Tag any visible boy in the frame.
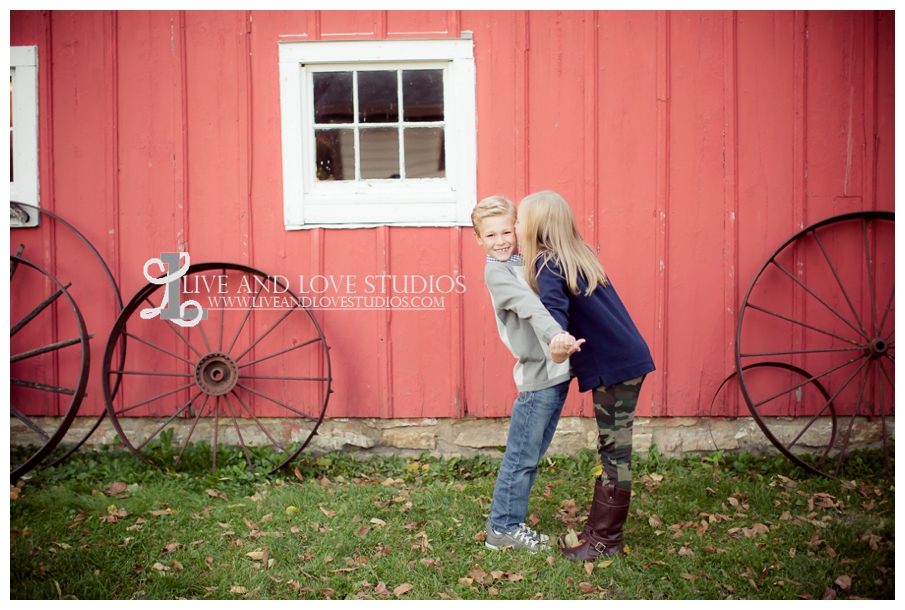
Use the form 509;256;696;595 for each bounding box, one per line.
471;195;584;552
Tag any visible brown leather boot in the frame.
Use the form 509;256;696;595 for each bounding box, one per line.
562;480;631;561
574;476;603;543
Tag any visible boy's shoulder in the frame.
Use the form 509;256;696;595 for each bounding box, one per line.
484;259;522;279
484;260;532;291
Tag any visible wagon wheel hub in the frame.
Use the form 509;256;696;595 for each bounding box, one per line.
194;352;239;396
866;338;889;359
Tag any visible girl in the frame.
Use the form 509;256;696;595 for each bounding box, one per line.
517;190;655;561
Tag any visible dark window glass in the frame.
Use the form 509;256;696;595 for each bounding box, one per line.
404;128;445;179
360;128;400;179
315;129;354;181
403;70;444;122
313;72;353;124
358;71;398;124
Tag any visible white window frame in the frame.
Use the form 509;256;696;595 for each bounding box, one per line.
278;38;476;229
10;45;40;228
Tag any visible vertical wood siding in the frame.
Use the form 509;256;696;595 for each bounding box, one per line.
10;10;894;421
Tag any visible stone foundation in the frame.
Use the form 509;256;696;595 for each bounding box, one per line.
10;415;894;461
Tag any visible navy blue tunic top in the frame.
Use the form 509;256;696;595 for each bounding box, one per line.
535;258;655;393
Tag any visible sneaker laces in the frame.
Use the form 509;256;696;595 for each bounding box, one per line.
518;523;548;542
510;527;540;549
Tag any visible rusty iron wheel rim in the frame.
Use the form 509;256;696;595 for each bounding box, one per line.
11;202;127;469
101;262;332;474
10;255;91;481
735;211;894;479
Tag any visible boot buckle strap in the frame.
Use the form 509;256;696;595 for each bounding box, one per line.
593;541;607;553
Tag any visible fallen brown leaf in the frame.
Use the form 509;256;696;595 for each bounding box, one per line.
394;583;414;596
105;482;130;498
835;575;852;590
205;489;228;501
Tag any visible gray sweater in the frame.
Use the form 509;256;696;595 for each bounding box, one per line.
485;260;572;392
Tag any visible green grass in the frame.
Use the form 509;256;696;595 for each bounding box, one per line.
10;442;894;600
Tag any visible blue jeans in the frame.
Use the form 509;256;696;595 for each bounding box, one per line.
488;379;571;534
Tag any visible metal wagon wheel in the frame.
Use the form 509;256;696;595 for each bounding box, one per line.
10;255;91;481
736;211;894;478
101;261;332;474
10;202;127;470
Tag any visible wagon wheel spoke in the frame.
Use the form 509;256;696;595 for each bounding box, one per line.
176;394;211;467
11;282;71;337
742;303;863;347
232;305;300;363
197;316;214;354
862;219;879;337
878;288;894;339
109;370;194;378
11;379;76;395
770;259;869;341
739;346;863;358
750;356;863;410
10;405;51;442
779;359;868;453
11;334;94;363
878;359;894;390
143;296;205;359
212;396;221;471
230;389;289;455
114;383;197;417
832;365;871;478
223;393;255;473
241;375;329;382
812;230;868;338
226;279;269;355
238;337;324;368
136;391;204;452
235;382;316;421
122;331;197;365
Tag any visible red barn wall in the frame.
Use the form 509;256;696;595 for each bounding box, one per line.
10;10;895;421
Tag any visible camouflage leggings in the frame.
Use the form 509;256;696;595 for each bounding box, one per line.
593;375;646;490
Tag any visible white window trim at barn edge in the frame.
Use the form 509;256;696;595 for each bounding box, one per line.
278;37;477;229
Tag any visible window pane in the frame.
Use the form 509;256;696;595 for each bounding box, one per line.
403;70;444;122
313;72;353;124
404;128;445;179
358;71;398;124
315;129;355;181
360;128;400;179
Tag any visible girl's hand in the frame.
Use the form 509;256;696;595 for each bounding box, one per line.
549;332;586;364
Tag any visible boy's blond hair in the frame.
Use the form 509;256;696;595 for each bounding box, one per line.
518;190;608;295
471;195;517;235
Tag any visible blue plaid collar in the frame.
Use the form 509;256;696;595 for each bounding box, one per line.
487;253;523;263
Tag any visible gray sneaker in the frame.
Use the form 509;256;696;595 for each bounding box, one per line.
485;524;550;553
518;522;550;543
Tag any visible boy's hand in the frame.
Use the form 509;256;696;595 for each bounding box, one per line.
549;332;586;364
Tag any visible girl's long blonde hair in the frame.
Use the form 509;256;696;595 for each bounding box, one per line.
518;191;607;295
